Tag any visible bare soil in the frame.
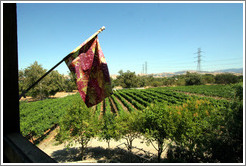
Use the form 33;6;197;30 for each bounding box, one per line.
37;127;168;163
50;91;78;98
20;91;77;102
114;95;128;112
108;97;117;114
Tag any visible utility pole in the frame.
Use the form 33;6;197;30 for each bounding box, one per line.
195;48;203;73
142;64;145;75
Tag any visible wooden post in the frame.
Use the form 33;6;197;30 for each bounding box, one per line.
3;3;20;134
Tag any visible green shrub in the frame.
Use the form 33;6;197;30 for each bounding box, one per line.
185;72;204;86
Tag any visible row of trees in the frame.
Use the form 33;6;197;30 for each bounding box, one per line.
19;62;242;99
19;61;77;99
112;70;243;88
56;87;243;162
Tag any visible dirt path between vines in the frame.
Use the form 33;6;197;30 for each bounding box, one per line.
37;127;167;163
114;96;128;111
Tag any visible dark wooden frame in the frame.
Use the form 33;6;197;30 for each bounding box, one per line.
3;3;56;163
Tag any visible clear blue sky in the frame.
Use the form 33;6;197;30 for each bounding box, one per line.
17;2;244;75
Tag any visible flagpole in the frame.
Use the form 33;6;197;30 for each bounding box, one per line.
19;26;106;100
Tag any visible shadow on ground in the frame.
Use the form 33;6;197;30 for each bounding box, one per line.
51;146;157;163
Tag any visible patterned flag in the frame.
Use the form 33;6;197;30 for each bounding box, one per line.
65;36;112;107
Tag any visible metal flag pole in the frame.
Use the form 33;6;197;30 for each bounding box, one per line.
19;26;106;100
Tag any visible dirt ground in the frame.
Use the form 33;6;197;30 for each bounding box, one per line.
20;91;77;102
37;127;168;163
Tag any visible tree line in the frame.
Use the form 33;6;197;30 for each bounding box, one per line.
19;62;243;99
19;61;77;99
112;70;243;88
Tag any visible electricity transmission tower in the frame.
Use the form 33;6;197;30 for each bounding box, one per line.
142;62;147;75
145;61;147;74
142;64;144;74
194;48;203;73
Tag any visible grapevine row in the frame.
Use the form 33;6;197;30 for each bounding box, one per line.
19;94;79;139
164;84;240;99
122;91;149;107
111;95;126;115
118;91;145;110
113;92;136;112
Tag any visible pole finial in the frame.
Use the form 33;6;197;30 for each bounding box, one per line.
100;26;105;32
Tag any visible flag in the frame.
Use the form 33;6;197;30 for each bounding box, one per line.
65;36;112;107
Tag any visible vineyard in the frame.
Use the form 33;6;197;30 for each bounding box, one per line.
164;83;242;99
19;83;243;163
20;85;230;139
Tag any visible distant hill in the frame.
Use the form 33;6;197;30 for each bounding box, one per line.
214;68;243;74
111;68;243;78
150;68;243;77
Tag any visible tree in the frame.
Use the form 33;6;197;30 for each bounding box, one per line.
151;80;162;87
139;102;180;162
21;61;50;99
64;72;77;92
185;72;204;86
202;74;215;84
98;100;118;149
232;82;243;100
215;73;239;84
110;77;117;89
163;77;175;86
166;99;243;163
48;70;66;95
116;70;138;88
19;61;67;99
116;111;140;152
211;83;243;162
57;96;99;160
237;75;243;82
18;69;25;94
136;76;147;87
170;75;186;86
167;99;218;162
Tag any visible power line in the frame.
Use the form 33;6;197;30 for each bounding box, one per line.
120;61;241;69
116;57;241;67
114;55;241;74
146;58;241;66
